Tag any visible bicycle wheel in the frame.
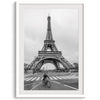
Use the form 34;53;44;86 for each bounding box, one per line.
47;81;51;88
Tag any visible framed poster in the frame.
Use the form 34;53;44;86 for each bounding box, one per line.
16;2;84;97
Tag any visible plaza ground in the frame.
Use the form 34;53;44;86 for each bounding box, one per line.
24;72;78;90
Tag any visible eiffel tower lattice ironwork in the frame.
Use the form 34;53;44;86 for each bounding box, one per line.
28;16;73;72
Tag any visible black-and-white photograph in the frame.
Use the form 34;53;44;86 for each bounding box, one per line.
16;3;83;97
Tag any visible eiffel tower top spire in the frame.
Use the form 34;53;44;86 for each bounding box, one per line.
46;15;53;40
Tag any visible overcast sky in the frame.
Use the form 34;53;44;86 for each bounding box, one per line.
24;8;79;66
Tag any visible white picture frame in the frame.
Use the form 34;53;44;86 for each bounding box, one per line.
16;1;84;98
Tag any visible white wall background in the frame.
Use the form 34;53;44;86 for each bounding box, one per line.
0;0;100;100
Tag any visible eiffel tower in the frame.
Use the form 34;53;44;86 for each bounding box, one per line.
28;15;73;73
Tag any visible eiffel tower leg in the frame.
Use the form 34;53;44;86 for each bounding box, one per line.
56;62;60;70
60;60;70;72
36;61;44;72
32;61;43;74
53;60;60;70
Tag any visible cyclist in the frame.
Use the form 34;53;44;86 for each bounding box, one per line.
42;72;51;88
43;72;49;80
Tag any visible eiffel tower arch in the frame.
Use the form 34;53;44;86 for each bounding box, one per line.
28;16;73;73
